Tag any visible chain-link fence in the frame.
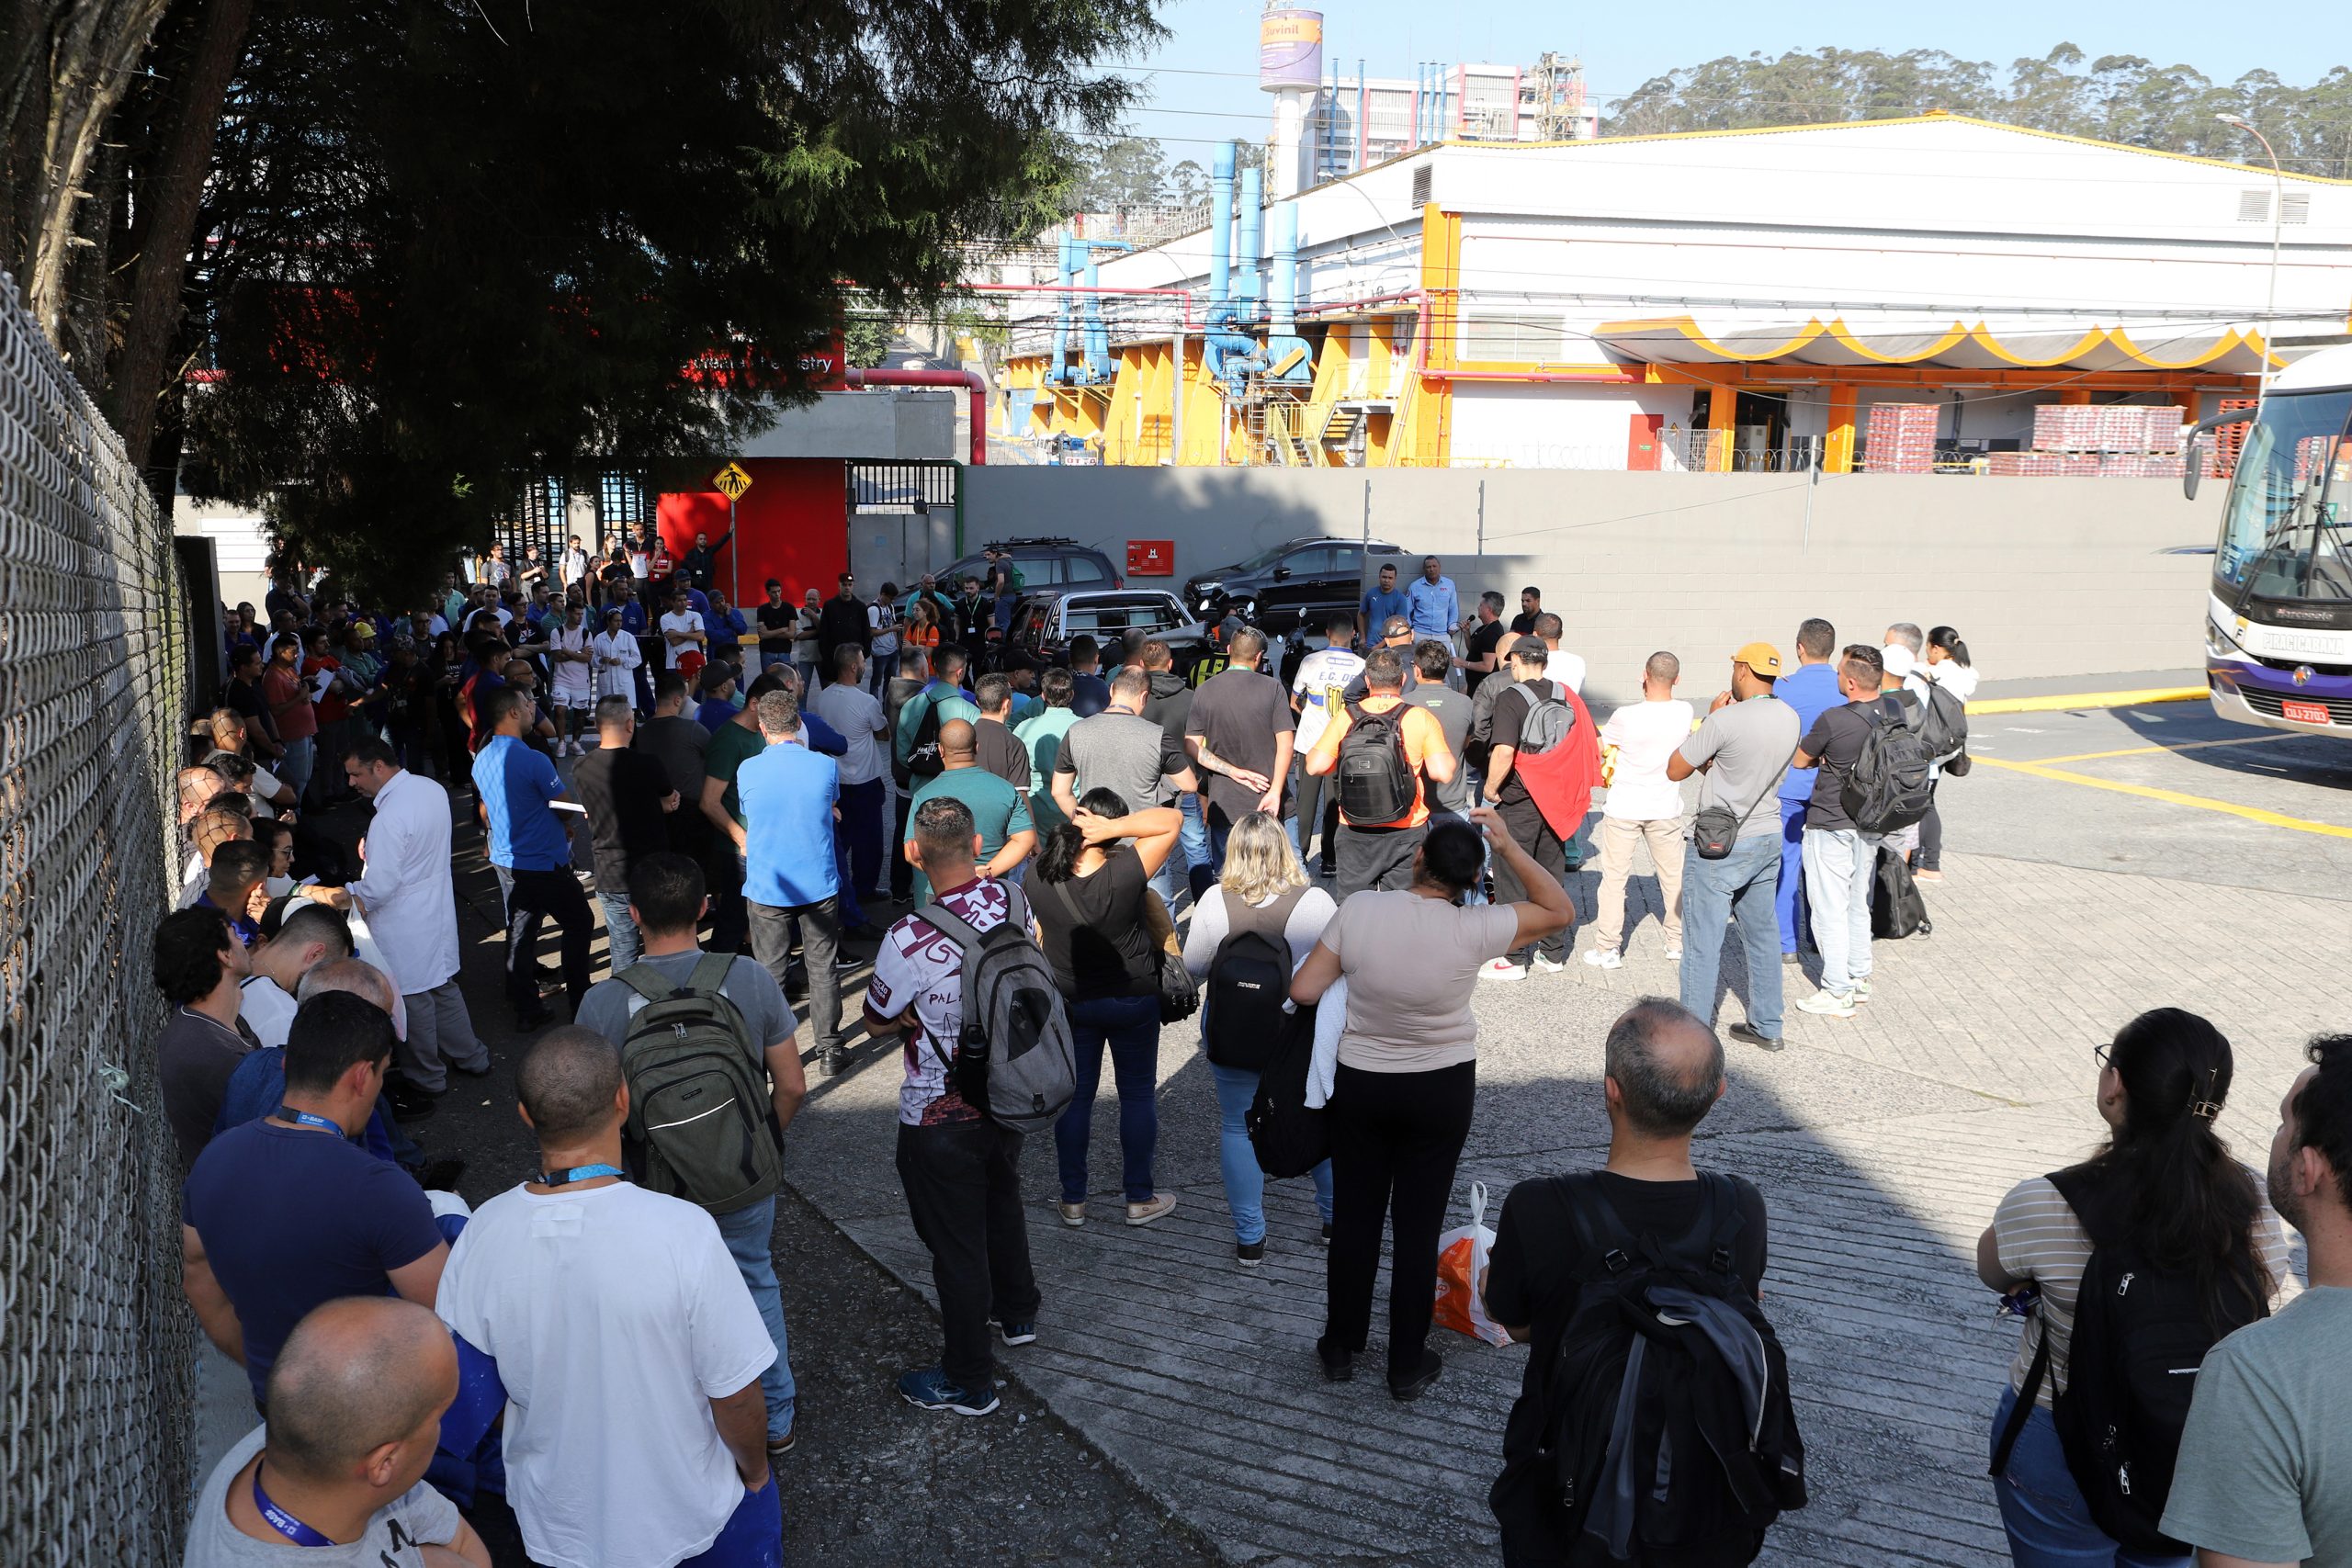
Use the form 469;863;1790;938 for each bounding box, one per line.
0;268;195;1560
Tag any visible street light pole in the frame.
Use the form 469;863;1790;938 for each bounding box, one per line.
2219;113;2284;403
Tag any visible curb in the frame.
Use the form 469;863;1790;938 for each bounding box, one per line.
1964;685;2205;716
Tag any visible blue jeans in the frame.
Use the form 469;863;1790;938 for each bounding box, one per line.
277;735;314;801
714;1197;795;1440
1210;1060;1332;1244
1053;992;1163;1204
1773;797;1810;954
599;890;642;973
678;1469;782;1568
1990;1387;2187;1568
1802;826;1880;993
1179;792;1211;874
1678;831;1784;1040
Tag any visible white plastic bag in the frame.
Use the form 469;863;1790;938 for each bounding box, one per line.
1433;1180;1511;1347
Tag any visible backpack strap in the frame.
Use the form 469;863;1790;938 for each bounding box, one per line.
615;963;673;1004
1224;884;1308;946
1553;1170;1644;1281
1989;1316;2054;1478
684;952;736;998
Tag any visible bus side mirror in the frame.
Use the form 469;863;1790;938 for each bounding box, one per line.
2184;408;2258;502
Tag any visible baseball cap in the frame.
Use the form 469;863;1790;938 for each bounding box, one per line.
1881;643;1918;680
1733;641;1784;678
1509;635;1548;661
699;663;736;694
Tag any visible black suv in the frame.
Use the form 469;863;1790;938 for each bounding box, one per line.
1182;536;1409;639
940;536;1122;594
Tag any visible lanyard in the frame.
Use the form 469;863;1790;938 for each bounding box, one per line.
537;1163;624;1186
278;1108;344;1137
252;1465;336;1547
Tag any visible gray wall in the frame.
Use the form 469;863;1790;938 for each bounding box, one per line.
964;467;2213;704
740;389;956;461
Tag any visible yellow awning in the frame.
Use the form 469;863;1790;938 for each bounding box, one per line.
1592;316;2280;374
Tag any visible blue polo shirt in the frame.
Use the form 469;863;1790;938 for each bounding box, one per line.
738;739;841;908
1360;585;1408;631
1774;660;1845;804
472;734;571;870
1404;575;1459;639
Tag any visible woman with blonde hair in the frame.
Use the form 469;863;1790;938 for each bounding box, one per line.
1182;809;1339;1266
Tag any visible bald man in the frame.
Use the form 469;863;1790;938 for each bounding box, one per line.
1480;998;1785;1562
185;1296;485;1563
905;716;1035;904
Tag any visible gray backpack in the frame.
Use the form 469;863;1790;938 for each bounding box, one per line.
1511;680;1574;754
615;954;784;1213
918;883;1077;1135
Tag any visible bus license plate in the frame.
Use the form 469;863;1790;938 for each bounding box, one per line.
2281;699;2331;725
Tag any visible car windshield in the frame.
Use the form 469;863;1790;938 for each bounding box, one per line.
2214;389;2352;604
1223;541;1302;575
1062;595;1184;636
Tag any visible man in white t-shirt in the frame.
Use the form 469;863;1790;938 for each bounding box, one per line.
238;904;354;1048
1587;651;1693;968
1532;611;1587;694
1288;612;1365;879
660;587;707;671
546;602;596;755
435;1026;779;1568
861;797;1039;1418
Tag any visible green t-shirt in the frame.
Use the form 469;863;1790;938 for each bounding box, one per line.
908;766;1033;906
1013;708;1080;831
892;682;980;769
2160;1285;2352;1566
705;718;765;827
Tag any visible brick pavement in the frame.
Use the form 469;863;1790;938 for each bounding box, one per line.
782;847;2348;1566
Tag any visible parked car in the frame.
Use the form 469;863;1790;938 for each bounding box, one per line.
1182;536;1409;639
940;536;1122;593
1001;587;1212;679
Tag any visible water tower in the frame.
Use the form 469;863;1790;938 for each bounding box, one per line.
1259;4;1322;199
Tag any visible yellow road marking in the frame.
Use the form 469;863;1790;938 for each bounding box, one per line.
1968;754;2352;838
2025;733;2305;765
1964;686;2205;716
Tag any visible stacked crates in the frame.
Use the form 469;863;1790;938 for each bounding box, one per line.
1861;403;1940;473
1987;404;2188;477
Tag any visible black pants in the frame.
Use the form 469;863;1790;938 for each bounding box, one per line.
1322;1059;1476;1380
708;844;750;956
1333;820;1427;900
749;896;842;1049
1915;796;1943;871
896;1118;1041;1390
1491;794;1569;961
1294;767;1339;874
499;865;593;1015
890;790;915;900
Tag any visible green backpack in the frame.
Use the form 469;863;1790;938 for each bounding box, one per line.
615;954;783;1213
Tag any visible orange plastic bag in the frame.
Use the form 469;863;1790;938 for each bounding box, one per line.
1431;1180;1511;1347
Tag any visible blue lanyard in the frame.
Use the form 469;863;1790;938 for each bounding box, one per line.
278;1108;343;1136
537;1163;624;1186
252;1465;335;1546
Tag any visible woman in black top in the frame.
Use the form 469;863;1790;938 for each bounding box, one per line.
1030;787;1183;1229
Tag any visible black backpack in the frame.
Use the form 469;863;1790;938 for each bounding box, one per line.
1841;694;1936;835
1532;1173;1806;1567
1335;699;1418;824
1204;886;1306;1072
895;690;946;788
1916;681;1968;761
614;955;785;1214
1990;1167;2268;1554
1871;844;1930;940
1245;1002;1327;1179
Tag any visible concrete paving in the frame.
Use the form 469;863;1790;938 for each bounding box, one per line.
782;694;2351;1567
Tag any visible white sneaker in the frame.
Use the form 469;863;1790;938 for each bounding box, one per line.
1529;953;1568;975
1850;978;1872;1004
1663;947;1683;961
1581;949;1622;969
1795;989;1857;1019
1480;957;1528;982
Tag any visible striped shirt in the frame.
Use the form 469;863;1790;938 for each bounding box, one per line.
1995;1174;2294;1408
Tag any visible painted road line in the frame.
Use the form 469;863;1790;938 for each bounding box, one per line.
2027;733;2305;766
1969;754;2352;838
1965;686;2205;716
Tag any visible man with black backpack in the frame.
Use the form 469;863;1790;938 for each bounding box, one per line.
1485;998;1804;1567
862;797;1056;1419
1303;646;1458;898
573;852;807;1464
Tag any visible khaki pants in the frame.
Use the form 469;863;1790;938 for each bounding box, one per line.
1591;815;1685;953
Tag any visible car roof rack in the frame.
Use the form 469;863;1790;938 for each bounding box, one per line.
986;536;1080;549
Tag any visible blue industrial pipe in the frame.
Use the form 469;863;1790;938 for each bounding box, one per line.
1261;201;1312;385
1050;232;1076;383
1236;164;1264;321
1208;143;1234;315
1080;240;1131;383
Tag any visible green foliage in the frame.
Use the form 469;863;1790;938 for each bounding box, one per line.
179;0;1160;600
1062;131;1173;212
1604;45;2352;176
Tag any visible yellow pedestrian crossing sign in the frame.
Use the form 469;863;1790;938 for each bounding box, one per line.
712;462;753;501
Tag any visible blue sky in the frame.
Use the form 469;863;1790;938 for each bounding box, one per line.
1109;0;2344;163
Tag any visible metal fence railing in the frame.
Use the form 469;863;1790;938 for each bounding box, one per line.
0;267;195;1560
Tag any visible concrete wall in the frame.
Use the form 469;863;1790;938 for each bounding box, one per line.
963;467;2213;705
174;496;273;609
739;389;956;461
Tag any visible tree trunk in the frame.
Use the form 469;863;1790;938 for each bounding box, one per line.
106;0;252;465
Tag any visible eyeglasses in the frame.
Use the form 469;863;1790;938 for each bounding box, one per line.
2093;1042;2112;1069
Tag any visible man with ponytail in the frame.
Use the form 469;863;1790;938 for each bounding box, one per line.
2164;1032;2352;1568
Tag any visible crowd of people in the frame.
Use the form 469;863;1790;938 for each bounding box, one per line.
153;544;2348;1568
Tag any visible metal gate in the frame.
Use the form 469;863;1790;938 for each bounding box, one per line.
845;460;961;589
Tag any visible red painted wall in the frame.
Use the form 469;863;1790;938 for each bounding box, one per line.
658;458;848;609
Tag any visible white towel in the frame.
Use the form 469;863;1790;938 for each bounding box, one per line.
1304;976;1346;1111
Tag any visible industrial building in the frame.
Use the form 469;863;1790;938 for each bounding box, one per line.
1001;101;2352;473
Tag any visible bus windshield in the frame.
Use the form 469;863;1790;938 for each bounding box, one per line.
2214;389;2352;605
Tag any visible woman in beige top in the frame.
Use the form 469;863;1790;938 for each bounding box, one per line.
1290;807;1575;1400
1976;1007;2290;1567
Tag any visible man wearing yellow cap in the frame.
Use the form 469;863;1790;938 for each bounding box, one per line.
1665;642;1800;1051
